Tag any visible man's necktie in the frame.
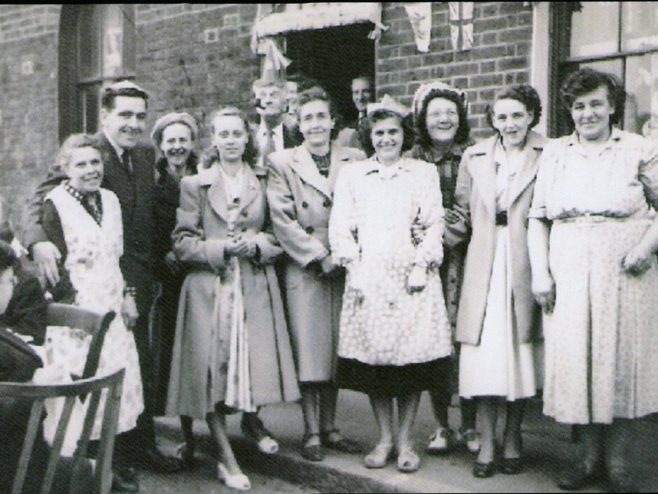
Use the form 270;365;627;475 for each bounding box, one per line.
263;128;275;159
122;150;133;174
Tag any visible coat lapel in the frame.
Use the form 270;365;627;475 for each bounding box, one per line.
469;137;498;216
238;165;263;212
508;131;547;206
200;166;230;221
289;145;332;198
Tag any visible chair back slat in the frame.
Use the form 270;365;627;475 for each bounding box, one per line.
40;395;76;494
0;369;124;494
11;399;46;494
46;303;116;380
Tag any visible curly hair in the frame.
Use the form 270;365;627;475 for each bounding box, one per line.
485;84;543;130
560;68;625;125
53;133;100;175
414;88;470;149
359;109;415;157
296;86;342;141
202;107;258;168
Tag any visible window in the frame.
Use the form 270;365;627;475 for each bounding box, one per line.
550;2;658;138
59;5;136;140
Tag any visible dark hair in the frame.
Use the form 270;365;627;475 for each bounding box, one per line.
415;89;470;148
101;82;149;111
296;86;342;141
54;133;100;175
486;84;542;129
560;68;625;125
202;106;258;168
0;240;17;274
359;109;415;157
351;75;374;89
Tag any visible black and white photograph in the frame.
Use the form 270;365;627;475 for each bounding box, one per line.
0;3;657;493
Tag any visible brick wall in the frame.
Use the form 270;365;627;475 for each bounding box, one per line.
135;3;260;150
377;2;533;139
0;2;535;233
0;5;61;232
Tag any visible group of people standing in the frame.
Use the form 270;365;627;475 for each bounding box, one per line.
15;66;658;494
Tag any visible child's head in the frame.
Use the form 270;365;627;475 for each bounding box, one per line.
0;241;17;314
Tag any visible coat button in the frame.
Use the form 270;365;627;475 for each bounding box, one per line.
241;226;247;232
241;210;248;217
305;226;314;234
323;199;332;208
301;201;309;208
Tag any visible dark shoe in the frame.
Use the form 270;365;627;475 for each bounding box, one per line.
500;457;523;475
557;463;603;491
301;433;324;462
175;442;198;470
112;466;139;492
320;429;362;454
473;461;495;478
242;413;279;454
133;446;183;473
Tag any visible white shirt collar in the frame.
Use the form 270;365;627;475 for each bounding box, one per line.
103;130;127;160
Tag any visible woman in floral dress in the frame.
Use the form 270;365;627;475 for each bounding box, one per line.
329;97;452;473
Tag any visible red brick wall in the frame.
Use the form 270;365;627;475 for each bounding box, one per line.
0;5;61;232
377;2;533;139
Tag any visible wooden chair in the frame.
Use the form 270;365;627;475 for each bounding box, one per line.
46;303;115;380
0;368;125;494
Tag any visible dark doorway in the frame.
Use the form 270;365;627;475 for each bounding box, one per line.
286;23;375;126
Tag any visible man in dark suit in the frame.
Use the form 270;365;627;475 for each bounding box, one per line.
251;78;301;167
22;81;182;492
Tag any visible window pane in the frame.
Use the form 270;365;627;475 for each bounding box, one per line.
570;2;620;58
622;2;658;51
625;53;658;138
78;5;101;80
79;84;100;134
579;58;623;79
101;5;124;77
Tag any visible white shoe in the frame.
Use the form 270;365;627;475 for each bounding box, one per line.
459;427;481;454
217;463;251;491
258;435;279;455
427;427;451;454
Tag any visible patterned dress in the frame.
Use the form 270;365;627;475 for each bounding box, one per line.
529;129;658;424
329;158;452;395
43;184;144;437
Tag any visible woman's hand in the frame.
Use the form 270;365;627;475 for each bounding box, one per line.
319;254;338;276
406;265;427;293
444;209;460;225
532;272;555;314
164;251;182;275
225;235;257;258
33;241;62;286
122;293;139;329
621;244;654;276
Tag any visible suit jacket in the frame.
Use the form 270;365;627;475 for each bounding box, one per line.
22;132;156;297
446;131;548;345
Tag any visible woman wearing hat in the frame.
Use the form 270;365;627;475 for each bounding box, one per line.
329;96;452;473
150;112;199;466
407;81;479;456
449;85;546;477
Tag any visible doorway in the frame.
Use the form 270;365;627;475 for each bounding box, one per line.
286;23;375;126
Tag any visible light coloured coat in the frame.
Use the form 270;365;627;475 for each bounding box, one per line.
266;143;365;382
446;131;547;346
166;164;300;418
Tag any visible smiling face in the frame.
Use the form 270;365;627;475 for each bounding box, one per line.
160;123;193;169
426;97;460;146
212;114;249;163
371;116;404;164
491;98;534;149
299;99;335;148
352;78;373;113
100;96;147;150
257;84;286;119
571;85;615;143
64;146;103;194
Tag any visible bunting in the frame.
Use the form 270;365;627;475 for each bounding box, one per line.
404;3;432;53
449;2;474;51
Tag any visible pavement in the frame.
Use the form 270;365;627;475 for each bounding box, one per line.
153;391;658;493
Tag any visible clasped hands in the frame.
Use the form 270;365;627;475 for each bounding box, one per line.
224;233;258;258
347;263;427;304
